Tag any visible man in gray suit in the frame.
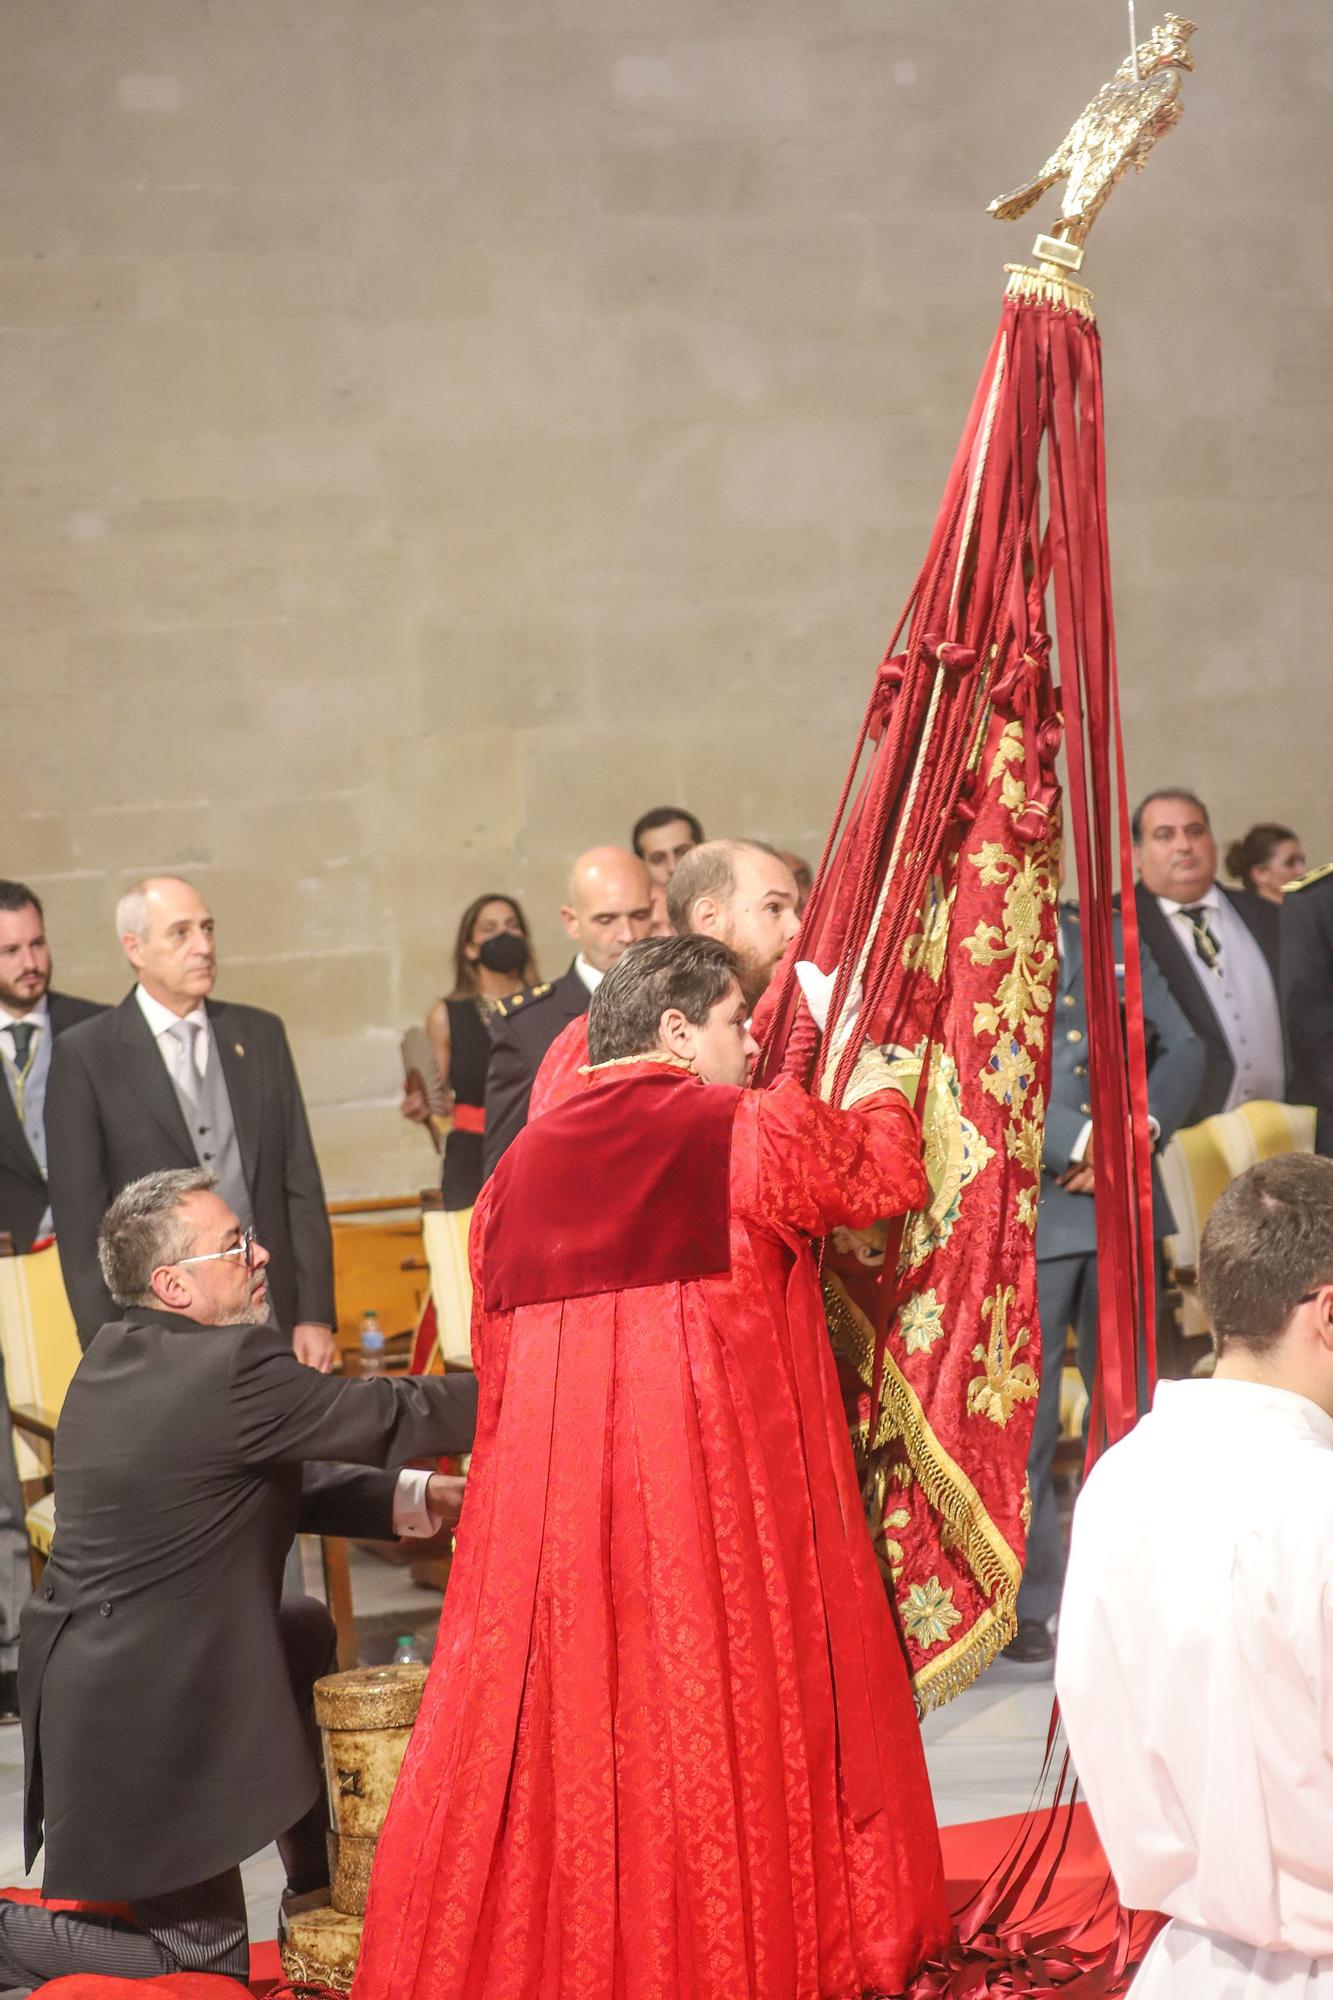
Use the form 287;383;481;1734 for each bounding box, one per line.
1008;903;1205;1663
12;1166;477;1988
47;876;336;1368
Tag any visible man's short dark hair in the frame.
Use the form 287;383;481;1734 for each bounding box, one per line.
588;935;741;1066
1199;1154;1333;1356
631;806;705;856
1130;789;1211;845
98;1167;218;1308
0;880;43;921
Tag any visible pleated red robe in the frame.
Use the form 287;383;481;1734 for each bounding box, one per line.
354;1064;949;2000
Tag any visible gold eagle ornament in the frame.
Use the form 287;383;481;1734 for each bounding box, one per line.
988;14;1197;258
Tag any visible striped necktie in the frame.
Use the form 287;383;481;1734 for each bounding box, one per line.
1181;904;1221;973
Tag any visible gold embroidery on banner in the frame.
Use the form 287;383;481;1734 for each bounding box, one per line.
967;1284;1040;1426
824;1275;1023;1711
902;873;954;983
963;737;1061;1246
897;1287;947;1356
880;1507;911;1582
878;1042;996;1269
901;1576;963;1651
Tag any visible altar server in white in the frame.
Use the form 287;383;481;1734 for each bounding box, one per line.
1057;1150;1333;1999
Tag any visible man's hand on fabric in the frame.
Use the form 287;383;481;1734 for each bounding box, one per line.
1060;1165;1096;1196
425;1473;467;1534
292;1322;338;1372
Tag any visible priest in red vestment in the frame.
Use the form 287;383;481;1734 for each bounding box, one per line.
354;934;949;2000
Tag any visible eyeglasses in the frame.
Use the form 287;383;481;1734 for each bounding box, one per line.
175;1226;256;1273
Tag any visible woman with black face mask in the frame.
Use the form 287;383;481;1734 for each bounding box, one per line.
403;895;538;1210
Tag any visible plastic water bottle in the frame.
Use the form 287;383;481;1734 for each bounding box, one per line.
393;1634;426;1666
359;1310;385;1378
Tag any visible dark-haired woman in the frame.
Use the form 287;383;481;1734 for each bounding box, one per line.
407;895;538;1208
1225;823;1306;905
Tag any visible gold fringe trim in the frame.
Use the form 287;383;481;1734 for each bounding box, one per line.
825;1274;1022;1714
577;1050;694;1077
1004;261;1096;320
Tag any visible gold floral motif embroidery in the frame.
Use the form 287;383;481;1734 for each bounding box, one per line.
830;1219;890;1270
968;1284;1040;1425
1004;1086;1046;1180
879;1043;996;1269
966;846;1058;1047
979;1033;1036;1112
901;1575;964;1650
903;873;955;983
1016;1185;1039;1231
989;718;1028;816
1019;1474;1033;1534
880;1507;911;1581
897;1288;947;1356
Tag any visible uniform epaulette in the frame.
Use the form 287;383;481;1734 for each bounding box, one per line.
493;982;553;1020
1284;862;1333;895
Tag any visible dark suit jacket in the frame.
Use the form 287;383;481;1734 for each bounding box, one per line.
0;991;105;1251
20;1309;478;1902
1037;908;1205;1259
481;962;590;1180
1133;882;1282;1125
1281;866;1333;1156
46;991;334;1347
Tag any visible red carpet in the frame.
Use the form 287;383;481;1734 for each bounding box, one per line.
7;1824;1163;1995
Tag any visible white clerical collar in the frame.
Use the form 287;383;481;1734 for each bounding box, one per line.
0;994;49;1030
574;955;604;995
135;984;208;1040
1158;886;1221;919
1152;1374;1333;1451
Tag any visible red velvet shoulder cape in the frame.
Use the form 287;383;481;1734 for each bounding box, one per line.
482;1065;741;1310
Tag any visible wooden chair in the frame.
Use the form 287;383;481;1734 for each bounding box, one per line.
0;1238;83;1583
1158;1099;1318;1351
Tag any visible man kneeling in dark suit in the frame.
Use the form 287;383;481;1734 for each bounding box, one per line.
10;1167;478;1990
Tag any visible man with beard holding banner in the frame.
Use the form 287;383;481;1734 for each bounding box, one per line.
354;934;948;2000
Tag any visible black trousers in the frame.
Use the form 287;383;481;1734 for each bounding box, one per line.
3;1596;338;1991
1017;1253;1100;1627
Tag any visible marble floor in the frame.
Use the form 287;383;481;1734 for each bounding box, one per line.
0;1549;1060;1951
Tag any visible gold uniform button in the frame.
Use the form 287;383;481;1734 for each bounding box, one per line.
1074;1063;1087;1077
1080;1102;1092;1115
1066;1027;1083;1043
1062;993;1076;1008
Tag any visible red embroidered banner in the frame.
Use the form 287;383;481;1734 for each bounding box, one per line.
758;277;1154;1716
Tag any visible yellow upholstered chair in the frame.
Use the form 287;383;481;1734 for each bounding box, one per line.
0;1241;82;1579
1159;1100;1318;1342
416;1191;476;1375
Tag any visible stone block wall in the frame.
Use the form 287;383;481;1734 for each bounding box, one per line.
7;0;1330;1196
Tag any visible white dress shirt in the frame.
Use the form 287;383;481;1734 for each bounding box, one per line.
1157;889;1284;1109
134;983;211;1086
574;955;604;996
392;1466;445;1538
1057;1378;1333;1994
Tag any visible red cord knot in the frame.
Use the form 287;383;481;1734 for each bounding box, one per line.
921;633;978;677
867;651;907;741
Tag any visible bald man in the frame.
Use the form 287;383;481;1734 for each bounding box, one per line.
46;877;336;1365
481;848;653;1177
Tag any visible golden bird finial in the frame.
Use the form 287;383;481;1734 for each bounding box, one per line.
988;14;1197;272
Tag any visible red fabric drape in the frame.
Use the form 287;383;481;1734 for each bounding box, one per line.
757;282;1156;1991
